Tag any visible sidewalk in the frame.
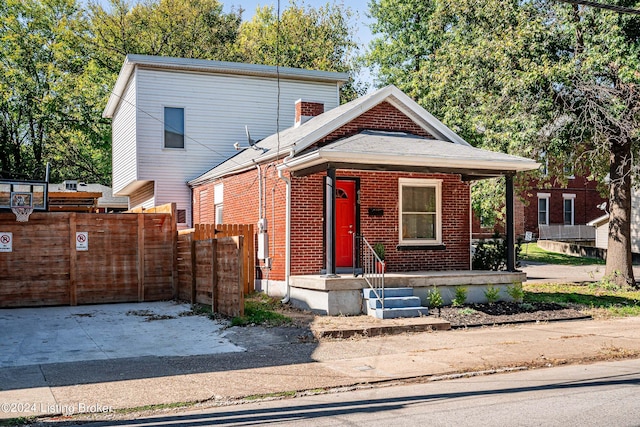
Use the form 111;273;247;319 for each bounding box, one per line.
3;316;640;421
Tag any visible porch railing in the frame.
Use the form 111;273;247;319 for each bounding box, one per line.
353;234;385;310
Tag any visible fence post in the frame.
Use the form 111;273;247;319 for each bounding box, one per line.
69;213;77;306
190;235;196;304
211;239;217;313
137;214;145;302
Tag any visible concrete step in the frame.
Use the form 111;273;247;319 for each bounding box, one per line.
363;287;413;299
373;307;430;319
368;296;422;309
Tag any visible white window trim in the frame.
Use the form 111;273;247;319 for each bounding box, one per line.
214;183;224;225
563;194;575;226
537;193;550;226
162;105;186;150
398;178;442;245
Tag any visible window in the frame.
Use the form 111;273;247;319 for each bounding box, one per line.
164;107;184;149
176;209;187;224
563;194;575;225
538;193;550;225
399;178;442;245
214;183;223;225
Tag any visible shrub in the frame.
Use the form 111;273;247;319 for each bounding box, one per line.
427;287;444;308
484;285;501;304
472;233;522;271
506;283;524;302
427;287;444;317
452;286;468;307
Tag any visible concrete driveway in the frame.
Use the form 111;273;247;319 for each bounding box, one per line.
0;301;244;368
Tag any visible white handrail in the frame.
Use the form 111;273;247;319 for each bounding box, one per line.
354;235;385;310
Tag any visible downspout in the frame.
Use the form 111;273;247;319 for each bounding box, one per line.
255;162;262;220
278;149;295;303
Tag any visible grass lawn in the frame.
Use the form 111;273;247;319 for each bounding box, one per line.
520;242;605;266
230;293;292;327
525;282;640;318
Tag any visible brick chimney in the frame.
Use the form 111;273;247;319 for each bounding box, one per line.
295;99;324;127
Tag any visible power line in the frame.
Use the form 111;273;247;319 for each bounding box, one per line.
555;0;640;15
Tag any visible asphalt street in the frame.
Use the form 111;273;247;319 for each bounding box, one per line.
52;359;640;427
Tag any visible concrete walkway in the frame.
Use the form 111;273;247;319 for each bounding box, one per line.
3;314;640;420
520;261;640;284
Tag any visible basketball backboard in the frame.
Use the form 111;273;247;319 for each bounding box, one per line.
0;180;48;210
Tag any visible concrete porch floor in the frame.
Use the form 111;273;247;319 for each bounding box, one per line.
289;270;527;316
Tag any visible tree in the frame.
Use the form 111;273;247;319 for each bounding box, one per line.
86;0;242;73
235;0;365;102
366;0;640;285
0;0;111;183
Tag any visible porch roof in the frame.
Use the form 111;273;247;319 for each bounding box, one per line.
283;130;540;179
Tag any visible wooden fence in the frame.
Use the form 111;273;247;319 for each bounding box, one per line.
0;204;177;307
176;229;246;317
193;224;255;295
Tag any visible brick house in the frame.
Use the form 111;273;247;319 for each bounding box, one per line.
472;173;606;241
189;86;539;314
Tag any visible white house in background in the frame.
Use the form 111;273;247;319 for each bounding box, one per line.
588;190;640;254
103;54;348;226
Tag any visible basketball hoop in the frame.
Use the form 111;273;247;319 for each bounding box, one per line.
12;206;33;222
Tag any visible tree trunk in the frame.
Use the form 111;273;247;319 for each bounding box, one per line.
605;138;635;286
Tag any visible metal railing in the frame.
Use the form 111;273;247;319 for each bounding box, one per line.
353;234;385;310
538;224;595;241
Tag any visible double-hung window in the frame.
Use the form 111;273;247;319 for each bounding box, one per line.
563;194;575;225
164;107;185;149
214;183;224;225
399;178;442;245
538;193;550;225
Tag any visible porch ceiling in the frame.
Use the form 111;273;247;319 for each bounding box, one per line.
284;130;539;180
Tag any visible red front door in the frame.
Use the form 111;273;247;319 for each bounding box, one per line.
335;180;357;268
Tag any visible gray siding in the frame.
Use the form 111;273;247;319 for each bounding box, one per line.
111;72;138;195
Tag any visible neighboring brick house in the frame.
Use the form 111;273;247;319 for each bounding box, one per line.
472;174;606;241
189;86;539;302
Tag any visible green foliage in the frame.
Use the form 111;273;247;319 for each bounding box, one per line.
457;307;477;316
506;283;524;303
373;242;385;260
452;286;467;307
427;286;443;308
525;282;640;318
366;0;640;283
472;233;521;271
484;285;501;304
234;1;365;102
231;293;292;327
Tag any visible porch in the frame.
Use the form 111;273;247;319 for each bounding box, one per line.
288;270;526;315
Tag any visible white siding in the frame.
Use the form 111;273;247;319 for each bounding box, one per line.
111;72;138;195
594;222;608;250
133;68;340;225
129;181;155;210
632;189;640;253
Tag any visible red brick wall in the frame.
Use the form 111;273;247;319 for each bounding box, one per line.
287;171;470;275
296;100;324;123
314;101;433;147
519;175;606;237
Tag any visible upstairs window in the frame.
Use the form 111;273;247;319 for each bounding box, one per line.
164;107;184;149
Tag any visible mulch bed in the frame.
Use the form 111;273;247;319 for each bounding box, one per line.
434;301;590;328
